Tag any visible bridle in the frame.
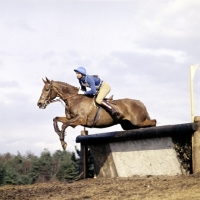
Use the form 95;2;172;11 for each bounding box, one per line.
44;81;80;108
44;81;53;106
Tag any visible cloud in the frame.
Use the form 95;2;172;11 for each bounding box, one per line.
0;0;199;156
0;80;20;88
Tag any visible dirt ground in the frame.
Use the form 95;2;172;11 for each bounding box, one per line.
1;174;200;200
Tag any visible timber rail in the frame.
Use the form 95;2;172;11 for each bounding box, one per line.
76;116;200;178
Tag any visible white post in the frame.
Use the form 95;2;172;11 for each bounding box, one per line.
190;64;199;122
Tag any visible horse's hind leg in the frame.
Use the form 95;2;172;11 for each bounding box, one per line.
138;118;157;127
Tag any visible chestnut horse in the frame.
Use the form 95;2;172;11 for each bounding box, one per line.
37;77;156;150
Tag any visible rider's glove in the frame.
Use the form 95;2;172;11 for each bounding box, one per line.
78;89;85;95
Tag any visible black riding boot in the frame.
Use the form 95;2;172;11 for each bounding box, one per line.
101;100;119;116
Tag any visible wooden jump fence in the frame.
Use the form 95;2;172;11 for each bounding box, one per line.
76;116;200;178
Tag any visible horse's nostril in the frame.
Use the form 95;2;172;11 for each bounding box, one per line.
37;102;41;107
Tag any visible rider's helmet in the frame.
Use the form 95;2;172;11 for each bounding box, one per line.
74;67;86;76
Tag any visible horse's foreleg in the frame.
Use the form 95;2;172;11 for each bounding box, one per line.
53;117;63;137
60;140;67;150
53;116;71;150
61;115;84;127
53;116;86;150
60;116;86;137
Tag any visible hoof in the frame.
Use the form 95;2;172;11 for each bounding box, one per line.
60;140;67;150
152;119;157;126
62;142;67;150
81;130;88;135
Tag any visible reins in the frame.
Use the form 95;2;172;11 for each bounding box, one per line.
50;93;81;108
47;81;83;109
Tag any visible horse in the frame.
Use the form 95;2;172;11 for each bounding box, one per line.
37;77;156;150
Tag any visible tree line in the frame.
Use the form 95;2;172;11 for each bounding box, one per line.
0;147;94;185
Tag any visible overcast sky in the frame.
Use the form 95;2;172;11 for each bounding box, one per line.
0;0;199;156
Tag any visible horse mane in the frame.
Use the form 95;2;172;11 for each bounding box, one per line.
53;80;79;94
55;80;78;89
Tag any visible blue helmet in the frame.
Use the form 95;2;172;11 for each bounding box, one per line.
74;67;86;76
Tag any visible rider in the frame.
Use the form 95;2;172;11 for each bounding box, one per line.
74;67;119;117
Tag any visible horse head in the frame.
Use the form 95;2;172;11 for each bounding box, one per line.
37;77;57;109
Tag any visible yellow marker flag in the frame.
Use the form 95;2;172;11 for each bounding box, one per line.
190;64;199;122
190;64;199;80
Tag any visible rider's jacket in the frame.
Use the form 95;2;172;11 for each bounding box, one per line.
79;75;102;95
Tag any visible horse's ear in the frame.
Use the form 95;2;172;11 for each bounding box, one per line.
46;77;50;83
42;78;46;83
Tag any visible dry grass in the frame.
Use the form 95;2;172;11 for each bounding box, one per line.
1;174;200;200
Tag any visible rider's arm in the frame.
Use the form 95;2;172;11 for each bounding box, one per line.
85;76;97;95
78;79;86;92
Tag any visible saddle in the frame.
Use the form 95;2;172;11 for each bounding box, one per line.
104;95;113;101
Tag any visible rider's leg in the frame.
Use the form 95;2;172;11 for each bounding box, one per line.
101;100;119;116
96;82;119;116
